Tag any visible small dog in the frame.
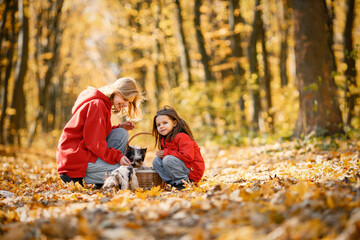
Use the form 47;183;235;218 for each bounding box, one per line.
102;166;139;190
124;145;147;168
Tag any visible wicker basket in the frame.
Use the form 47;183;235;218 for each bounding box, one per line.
127;133;165;189
135;167;165;189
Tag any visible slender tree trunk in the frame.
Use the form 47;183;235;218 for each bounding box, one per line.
194;0;212;83
248;0;262;133
229;0;247;129
174;0;192;87
133;1;148;90
125;2;148;114
153;1;162;110
0;0;16;144
0;0;10;53
259;5;274;133
279;0;289;87
327;0;337;72
344;0;357;126
27;0;64;147
7;0;29;145
292;0;344;137
158;0;177;91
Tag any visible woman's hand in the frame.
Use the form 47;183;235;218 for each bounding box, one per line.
156;150;164;159
120;156;132;166
120;121;135;131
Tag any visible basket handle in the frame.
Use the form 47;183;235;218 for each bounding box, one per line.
125;132;153;152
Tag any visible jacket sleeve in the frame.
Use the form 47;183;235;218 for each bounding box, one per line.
163;134;195;164
112;124;121;130
82;101;123;164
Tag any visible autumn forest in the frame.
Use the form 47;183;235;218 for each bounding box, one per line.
1;0;360;239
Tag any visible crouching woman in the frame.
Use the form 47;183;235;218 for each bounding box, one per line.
56;77;145;186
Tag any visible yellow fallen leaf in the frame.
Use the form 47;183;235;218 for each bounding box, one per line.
146;186;163;197
135;190;147;199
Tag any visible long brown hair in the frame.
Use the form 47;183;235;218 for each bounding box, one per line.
152;105;194;149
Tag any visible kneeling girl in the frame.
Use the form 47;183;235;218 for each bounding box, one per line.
152;106;205;190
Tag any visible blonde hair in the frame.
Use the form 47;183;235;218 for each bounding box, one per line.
99;77;146;121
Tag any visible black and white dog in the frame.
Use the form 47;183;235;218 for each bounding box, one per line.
102;166;139;190
124;145;147;168
102;145;146;190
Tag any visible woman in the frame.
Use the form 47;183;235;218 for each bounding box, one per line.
56;77;145;186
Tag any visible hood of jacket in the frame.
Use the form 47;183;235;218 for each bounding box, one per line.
71;87;112;114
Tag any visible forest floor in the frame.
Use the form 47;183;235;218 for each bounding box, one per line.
1;137;360;240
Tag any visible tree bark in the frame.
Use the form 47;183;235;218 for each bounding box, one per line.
27;0;64;147
7;0;29;145
229;0;247;128
248;0;262;133
344;0;357;126
292;0;344;137
194;0;212;83
0;0;10;53
174;0;192;87
259;5;274;133
0;0;16;144
327;0;337;72
279;0;289;87
152;1;162;110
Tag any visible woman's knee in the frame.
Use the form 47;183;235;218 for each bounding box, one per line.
107;128;129;149
109;127;129;140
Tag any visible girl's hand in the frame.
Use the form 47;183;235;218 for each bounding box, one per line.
120;156;131;166
156;150;164;159
121;121;135;131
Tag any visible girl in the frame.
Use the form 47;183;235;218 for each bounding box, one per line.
152;106;205;190
56;77;145;186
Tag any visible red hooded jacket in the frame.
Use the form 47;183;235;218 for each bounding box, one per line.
161;133;205;183
56;87;122;178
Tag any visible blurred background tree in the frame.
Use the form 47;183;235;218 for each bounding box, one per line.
0;0;359;148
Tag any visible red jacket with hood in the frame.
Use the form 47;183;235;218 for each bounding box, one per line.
56;87;123;178
161;133;205;183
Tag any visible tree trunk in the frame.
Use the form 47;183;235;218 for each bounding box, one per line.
133;1;148;90
327;0;337;72
248;0;262;133
194;0;212;83
152;1;162;110
344;0;357;126
259;5;274;133
229;0;247;129
174;0;192;87
279;0;289;87
292;0;344;137
0;0;16;144
27;0;64;147
7;0;29;145
0;0;10;52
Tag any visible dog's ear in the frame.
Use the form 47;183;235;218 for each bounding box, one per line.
124;144;131;153
104;171;110;179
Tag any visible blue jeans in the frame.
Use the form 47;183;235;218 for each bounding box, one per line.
152;155;190;186
84;128;129;184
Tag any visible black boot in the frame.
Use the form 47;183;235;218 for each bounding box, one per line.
60;174;84;186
